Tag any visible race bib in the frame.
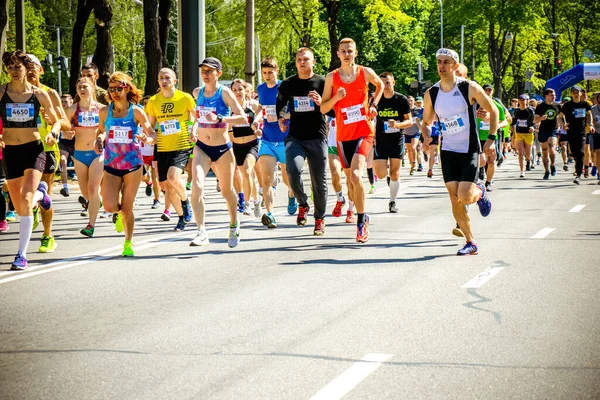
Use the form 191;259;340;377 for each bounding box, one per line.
6;103;34;122
595;115;600;123
439;114;465;135
160;119;181;136
263;105;277;119
479;120;490;131
78;112;99;127
384;121;400;133
341;104;366;125
574;108;586;118
195;106;216;123
293;96;314;112
108;126;133;144
517;119;528;128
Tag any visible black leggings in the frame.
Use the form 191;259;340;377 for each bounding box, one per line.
568;134;586;176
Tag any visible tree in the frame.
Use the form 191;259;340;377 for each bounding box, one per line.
0;0;8;70
144;0;162;95
70;0;94;94
158;0;172;66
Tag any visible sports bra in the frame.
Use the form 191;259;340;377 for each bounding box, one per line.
72;102;101;128
231;105;256;138
195;84;230;129
0;85;42;128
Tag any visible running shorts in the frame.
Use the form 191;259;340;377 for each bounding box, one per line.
440;150;479;183
233;140;259;167
538;130;558;143
2;141;46;180
374;133;404;160
337;136;374;169
515;133;535;146
156;148;192;182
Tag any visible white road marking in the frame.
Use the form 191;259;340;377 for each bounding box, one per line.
1;177;434;284
531;228;555;239
592;190;600;195
462;265;506;289
310;353;392;400
568;204;586;213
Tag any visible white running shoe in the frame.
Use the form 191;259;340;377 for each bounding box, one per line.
253;201;261;218
190;230;209;246
228;224;240;248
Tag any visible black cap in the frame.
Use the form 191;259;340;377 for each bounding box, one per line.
199;57;222;71
482;84;493;90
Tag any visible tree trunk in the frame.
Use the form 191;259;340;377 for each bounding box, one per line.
93;0;114;89
69;0;95;95
0;0;8;71
322;0;341;71
158;0;172;67
144;0;162;95
488;22;517;102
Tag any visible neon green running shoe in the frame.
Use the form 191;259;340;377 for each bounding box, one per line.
39;235;57;253
32;207;40;232
113;212;124;233
122;240;134;257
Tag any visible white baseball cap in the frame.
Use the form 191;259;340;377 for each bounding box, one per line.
27;54;43;67
435;48;459;63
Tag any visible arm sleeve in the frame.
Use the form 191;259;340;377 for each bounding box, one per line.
276;81;289;119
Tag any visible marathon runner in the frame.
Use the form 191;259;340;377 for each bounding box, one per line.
95;71;156;256
372;72;411;212
27;54;70;253
475;94;508;190
591;92;600;183
276;47;329;235
64;77;106;237
256;57;296;228
320;37;383;242
421;48;495;255
534;88;560;179
327;117;354;221
145;68;195;232
510;94;536;178
0;51;60;270
189;57;247;247
229;79;261;217
74;63;108;105
403;96;422;175
58;93;74;197
558;85;595;184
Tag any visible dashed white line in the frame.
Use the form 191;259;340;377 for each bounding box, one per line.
531;228;555;239
462;265;506;289
569;204;586;213
310;353;392;400
592;190;600;195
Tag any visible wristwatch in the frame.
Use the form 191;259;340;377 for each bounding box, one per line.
217;114;223;123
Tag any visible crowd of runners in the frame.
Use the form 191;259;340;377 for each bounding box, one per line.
1;40;598;270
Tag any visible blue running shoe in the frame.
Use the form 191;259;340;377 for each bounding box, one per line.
475;182;491;217
592;166;598;177
182;200;193;224
36;182;52;210
261;212;277;229
10;252;27;270
457;241;478;256
287;196;298;215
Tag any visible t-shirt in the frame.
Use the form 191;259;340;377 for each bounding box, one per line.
276;74;327;141
591;105;600;132
511;108;535;133
145;90;195;152
477;99;505;140
404;107;422;136
257;81;288;143
375;92;410;138
561;100;591;135
535;102;560;133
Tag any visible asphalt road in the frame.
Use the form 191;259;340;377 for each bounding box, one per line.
1;156;599;399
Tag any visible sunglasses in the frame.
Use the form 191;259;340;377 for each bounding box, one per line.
108;86;126;93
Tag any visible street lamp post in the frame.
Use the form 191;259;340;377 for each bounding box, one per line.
439;0;443;48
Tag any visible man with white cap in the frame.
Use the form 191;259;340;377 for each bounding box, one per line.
420;48;497;256
26;54;70;253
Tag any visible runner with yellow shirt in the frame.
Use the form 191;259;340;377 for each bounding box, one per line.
145;68;195;231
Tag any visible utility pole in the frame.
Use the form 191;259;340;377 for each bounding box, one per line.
178;0;203;92
256;34;262;85
245;0;254;85
57;28;62;95
15;0;25;51
460;25;464;63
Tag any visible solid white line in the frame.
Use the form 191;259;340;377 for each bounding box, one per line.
569;204;586;213
461;266;506;289
593;190;600;195
310;353;392;400
531;228;555;239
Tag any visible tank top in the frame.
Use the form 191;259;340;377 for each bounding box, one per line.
103;103;143;170
430;78;478;154
231;105;255;138
195;84;230;129
0;84;41;129
332;66;373;141
72;102;101;128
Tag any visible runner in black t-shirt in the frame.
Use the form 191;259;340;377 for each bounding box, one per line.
558;85;595;184
510;94;536;177
373;72;411;213
276;47;328;235
534;88;561;179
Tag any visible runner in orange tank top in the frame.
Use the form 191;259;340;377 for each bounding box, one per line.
321;38;383;243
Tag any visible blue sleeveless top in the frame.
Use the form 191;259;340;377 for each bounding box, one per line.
195;84;230;129
103;103;143;170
